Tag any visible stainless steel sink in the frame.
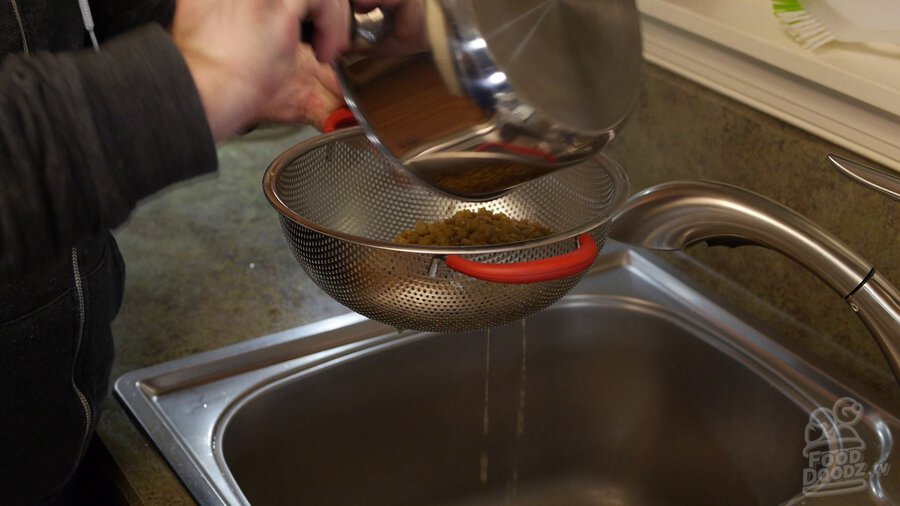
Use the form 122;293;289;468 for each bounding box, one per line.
115;245;900;505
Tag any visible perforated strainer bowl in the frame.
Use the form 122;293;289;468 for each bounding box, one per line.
263;127;629;333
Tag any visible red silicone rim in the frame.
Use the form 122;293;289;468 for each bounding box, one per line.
444;233;598;284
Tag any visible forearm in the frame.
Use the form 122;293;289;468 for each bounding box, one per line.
0;24;217;279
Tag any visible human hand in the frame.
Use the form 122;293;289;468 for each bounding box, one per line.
252;0;431;131
171;0;351;141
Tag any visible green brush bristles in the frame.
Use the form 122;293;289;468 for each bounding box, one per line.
772;0;836;50
772;0;806;15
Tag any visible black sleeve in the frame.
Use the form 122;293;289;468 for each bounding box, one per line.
92;0;177;40
0;23;217;279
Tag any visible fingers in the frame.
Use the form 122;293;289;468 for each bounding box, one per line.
316;58;343;98
297;41;343;97
302;0;352;62
258;76;344;130
253;45;345;129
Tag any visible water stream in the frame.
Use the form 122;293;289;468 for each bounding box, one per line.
480;329;491;486
507;319;528;504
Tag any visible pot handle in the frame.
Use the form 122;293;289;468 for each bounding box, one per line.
444;233;598;284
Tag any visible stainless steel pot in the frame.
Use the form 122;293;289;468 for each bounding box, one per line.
337;0;642;200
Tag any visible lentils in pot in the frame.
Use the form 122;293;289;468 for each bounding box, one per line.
394;208;552;246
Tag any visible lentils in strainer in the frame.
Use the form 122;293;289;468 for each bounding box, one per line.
394;208;552;246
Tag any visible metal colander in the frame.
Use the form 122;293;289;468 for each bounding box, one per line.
263;127;629;333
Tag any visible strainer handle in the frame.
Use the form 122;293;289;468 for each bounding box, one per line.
323;107;358;132
444;233;598;284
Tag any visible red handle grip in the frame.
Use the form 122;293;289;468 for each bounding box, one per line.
323;107;358;132
444;233;598;284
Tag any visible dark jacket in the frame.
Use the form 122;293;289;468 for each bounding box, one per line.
0;0;217;280
0;3;219;503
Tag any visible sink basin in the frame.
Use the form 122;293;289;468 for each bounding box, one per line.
115;245;900;505
224;298;806;506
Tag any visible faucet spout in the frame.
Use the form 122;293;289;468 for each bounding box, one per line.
610;180;900;385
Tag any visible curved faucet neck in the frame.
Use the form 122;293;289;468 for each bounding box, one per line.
610;180;900;385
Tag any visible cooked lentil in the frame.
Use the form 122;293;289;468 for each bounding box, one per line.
393;208;552;246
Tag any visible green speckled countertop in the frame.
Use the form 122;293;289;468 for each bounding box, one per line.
97;63;900;504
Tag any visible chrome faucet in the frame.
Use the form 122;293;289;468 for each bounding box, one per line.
609;157;900;385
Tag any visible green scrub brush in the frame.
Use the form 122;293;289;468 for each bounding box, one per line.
772;0;900;50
